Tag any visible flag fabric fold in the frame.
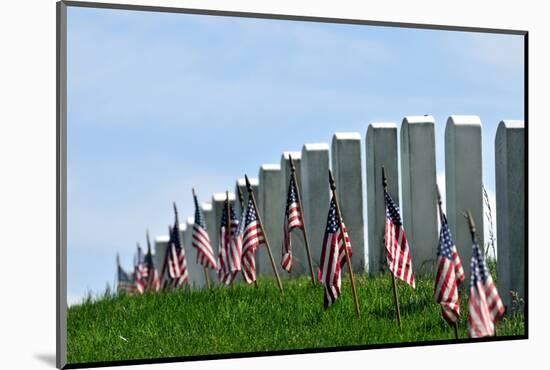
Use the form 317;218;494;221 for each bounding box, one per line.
117;261;137;295
167;223;189;288
281;176;304;273
468;240;505;338
384;190;415;289
192;194;218;270
318;196;352;309
434;212;465;324
241;197;264;284
217;199;242;285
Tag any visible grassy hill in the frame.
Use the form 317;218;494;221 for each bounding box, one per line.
67;274;525;365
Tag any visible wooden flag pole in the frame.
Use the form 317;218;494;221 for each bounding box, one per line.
328;169;361;319
289;155;316;287
192;188;211;289
237;185;258;288
245;175;284;295
382;166;402;329
436;185;459;340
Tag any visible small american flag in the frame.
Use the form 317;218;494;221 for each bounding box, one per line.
192;194;218;270
468;240;504;338
143;244;160;292
281;176;304;273
318;196;352;309
168;222;189;288
384;190;415;288
117;255;137;295
217;199;242;285
134;245;148;294
434;212;465;324
241;197;264;284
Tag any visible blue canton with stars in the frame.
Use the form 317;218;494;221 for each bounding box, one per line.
384;190;402;225
325;197;338;233
170;223;182;249
286;177;298;216
220;199;238;228
470;241;489;287
193;195;206;230
438;215;455;260
244;198;259;227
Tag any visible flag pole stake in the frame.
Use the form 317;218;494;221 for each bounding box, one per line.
436;184;459;340
245;175;284;295
329;169;361;319
382;166;402;329
453;322;459;340
237;184;258;288
289;155;316;287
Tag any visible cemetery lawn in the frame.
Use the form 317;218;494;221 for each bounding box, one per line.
67;274;525;365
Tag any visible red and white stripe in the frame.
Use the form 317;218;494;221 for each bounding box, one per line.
281;196;303;273
217;217;242;285
435;255;461;323
168;241;188;288
467;242;505;338
468;275;505;337
192;224;218;269
318;222;351;308
385;216;415;289
242;218;264;283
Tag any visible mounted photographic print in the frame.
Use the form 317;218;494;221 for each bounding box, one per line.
56;1;527;368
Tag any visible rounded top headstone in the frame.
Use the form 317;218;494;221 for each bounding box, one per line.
333;132;361;141
213;192;235;202
155;235;170;243
369;122;397;129
302;143;330;151
282;151;302;160
403;115;435;125
447;115;482;127
237;177;258;186
260;164;281;171
498;120;524;129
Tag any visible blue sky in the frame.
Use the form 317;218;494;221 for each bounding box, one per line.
66;6;524;304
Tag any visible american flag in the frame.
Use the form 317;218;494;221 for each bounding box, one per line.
281;176;304;273
318;196;352;309
117;255;137;295
217;199;242;285
241;197;265;284
167;222;189;288
192;194;218;270
144;243;160;292
468;240;505;338
384;190;415;288
434;211;465;324
134;245;148;294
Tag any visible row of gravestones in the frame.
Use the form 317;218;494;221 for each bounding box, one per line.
152;115;525;311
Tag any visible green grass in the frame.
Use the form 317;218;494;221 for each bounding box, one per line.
67;274;525;365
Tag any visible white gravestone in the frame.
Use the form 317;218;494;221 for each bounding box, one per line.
366;123;399;274
400;116;438;275
300;143;330;271
154;235;170;287
445;115;484;286
332;132;365;273
257;164;284;276
495;120;525;312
